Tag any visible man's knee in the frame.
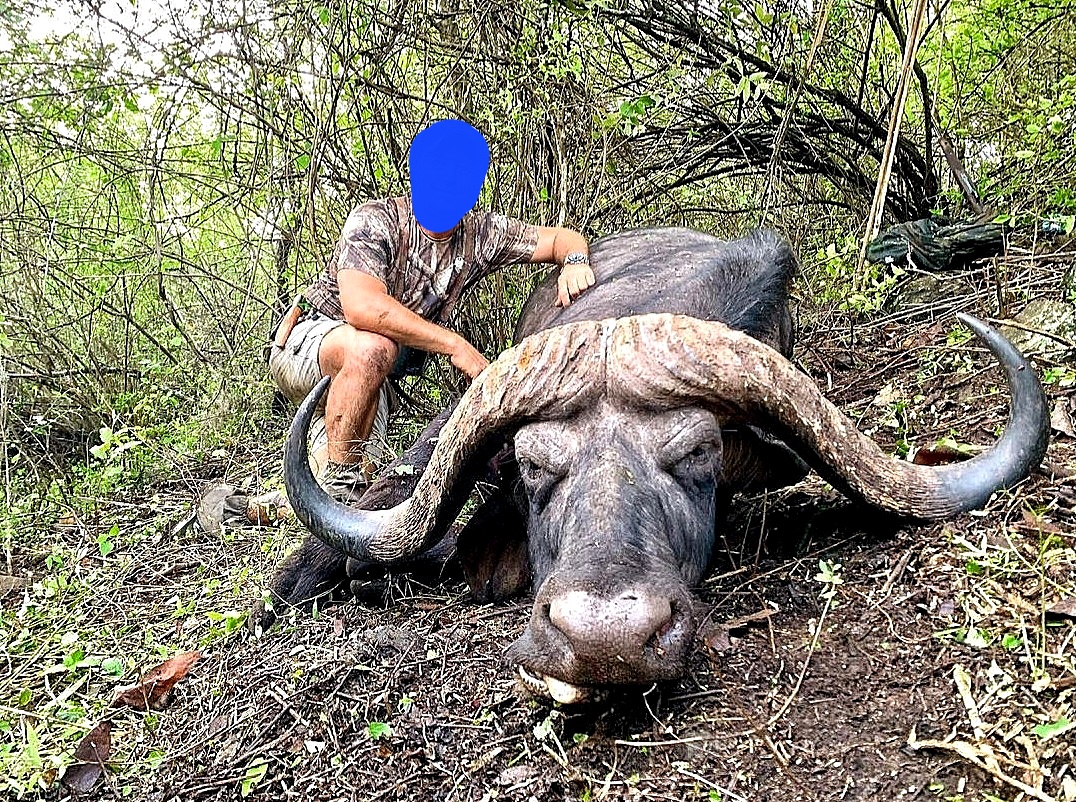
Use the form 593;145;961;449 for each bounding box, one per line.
321;327;398;378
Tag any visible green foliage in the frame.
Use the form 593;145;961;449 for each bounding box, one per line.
240;760;268;797
1032;717;1071;740
366;721;392;741
927;0;1076;216
812;237;904;315
1;3;1075;790
814;560;845;601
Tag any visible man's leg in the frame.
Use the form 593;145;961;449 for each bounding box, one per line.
317;325;398;483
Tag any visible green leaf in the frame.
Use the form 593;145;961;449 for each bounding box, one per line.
63;646;86;670
367;721;391;740
960;627;991;648
1001;633;1022;650
240;760;268;797
24;722;41;770
295;154;311;170
1032;717;1070;740
102;657;125;677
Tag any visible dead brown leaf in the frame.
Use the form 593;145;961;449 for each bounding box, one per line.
61;720;112;794
1046;597;1076;623
702;608;776;655
703;626;733;653
0;574;29;600
1021;509;1066;536
911;442;977;466
111;651;202;710
1051;398;1076;439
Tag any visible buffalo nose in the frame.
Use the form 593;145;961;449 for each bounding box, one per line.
548;589;675;661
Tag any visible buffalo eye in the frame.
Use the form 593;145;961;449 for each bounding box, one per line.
516;456;565;501
516;456;545;485
668;440;720;481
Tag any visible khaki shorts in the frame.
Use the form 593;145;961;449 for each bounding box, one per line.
268;315;396;475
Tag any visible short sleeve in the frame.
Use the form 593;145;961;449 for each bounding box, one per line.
335;202;397;286
476;213;540;275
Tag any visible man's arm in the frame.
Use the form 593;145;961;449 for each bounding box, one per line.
531;226;595;307
338;270;489;378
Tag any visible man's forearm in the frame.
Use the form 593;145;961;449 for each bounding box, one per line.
343;293;465;355
550;228;590;265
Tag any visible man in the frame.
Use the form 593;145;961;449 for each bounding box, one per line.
269;120;595;499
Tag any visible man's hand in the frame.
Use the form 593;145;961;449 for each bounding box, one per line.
557;263;596;307
450;338;490;379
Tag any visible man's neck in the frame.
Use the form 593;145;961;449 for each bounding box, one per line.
419;225;457;242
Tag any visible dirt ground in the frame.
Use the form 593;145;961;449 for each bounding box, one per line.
10;244;1076;801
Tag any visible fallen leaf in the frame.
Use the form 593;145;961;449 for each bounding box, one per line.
0;574;30;600
1033;716;1073;741
1051;398;1076;438
1046;597;1076;623
61;720;112;793
1021;508;1066;535
702;626;733;653
497;764;539;786
111;651;202;710
702;608;776;655
911;440;977;466
333;615;345;637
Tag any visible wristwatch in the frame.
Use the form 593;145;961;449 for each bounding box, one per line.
563;251;589;266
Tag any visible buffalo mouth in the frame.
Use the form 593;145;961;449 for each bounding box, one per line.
515;666;605;705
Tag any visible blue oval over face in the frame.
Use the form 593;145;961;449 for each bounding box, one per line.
408;120;491;234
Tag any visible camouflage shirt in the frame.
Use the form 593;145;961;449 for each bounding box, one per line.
304;196;540;322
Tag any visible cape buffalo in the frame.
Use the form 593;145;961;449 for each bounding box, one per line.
264;227;1048;704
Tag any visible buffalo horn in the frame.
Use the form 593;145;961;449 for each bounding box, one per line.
287;312;1048;560
606;313;1048;518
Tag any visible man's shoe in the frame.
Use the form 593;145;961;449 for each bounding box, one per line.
318;460;371;504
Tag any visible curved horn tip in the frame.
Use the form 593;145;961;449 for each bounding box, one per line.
955;313;1018;353
308;375;332;406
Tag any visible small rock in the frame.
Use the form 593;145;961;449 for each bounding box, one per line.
892;274;974;308
497;764;539;786
1002;298;1076;359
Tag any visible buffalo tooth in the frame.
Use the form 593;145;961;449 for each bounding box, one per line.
542;675;588;705
517;665;550;696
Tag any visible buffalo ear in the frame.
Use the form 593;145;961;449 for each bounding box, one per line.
456;492;530;603
720;424;811;493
